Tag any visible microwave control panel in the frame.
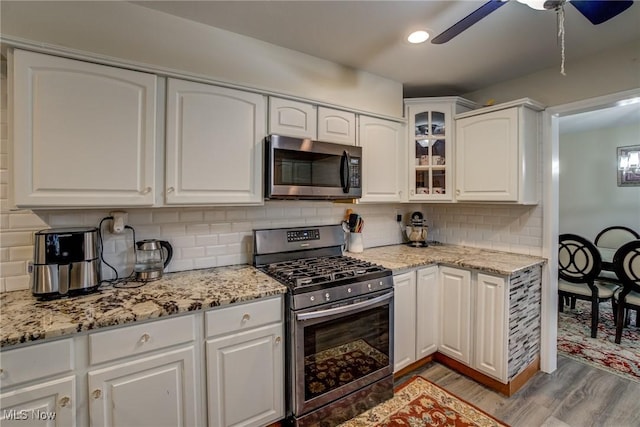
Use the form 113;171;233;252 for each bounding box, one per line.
350;158;361;188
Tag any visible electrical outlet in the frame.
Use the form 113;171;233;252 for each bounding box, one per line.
396;211;402;222
110;211;128;234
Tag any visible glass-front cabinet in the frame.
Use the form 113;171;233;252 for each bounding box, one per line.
404;97;477;201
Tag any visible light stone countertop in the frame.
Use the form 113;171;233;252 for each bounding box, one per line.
346;244;546;276
0;244;545;349
0;265;286;348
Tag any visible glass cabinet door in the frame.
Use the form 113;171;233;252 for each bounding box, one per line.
411;108;450;200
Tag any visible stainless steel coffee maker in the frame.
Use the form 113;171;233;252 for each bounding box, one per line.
134;239;173;281
31;227;101;299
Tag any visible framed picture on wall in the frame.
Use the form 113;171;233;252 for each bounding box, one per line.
617;145;640;187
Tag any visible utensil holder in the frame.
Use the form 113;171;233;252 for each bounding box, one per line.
348;232;364;253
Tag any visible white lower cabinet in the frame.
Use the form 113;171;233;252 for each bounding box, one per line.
393;265;438;373
0;376;76;427
474;273;508;382
0;339;76;426
438;266;472;365
205;297;284;427
88;346;199;427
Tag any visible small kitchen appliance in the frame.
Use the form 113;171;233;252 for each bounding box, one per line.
134;239;173;281
264;135;362;200
254;224;393;426
31;227;101;299
405;211;428;247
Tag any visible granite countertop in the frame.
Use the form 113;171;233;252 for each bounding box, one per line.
0;265;286;348
347;244;546;275
0;244;545;350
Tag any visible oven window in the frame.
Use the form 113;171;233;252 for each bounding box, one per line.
274;149;342;187
302;304;390;401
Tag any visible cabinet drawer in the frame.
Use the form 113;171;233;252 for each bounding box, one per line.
0;339;74;388
206;297;282;338
89;315;196;365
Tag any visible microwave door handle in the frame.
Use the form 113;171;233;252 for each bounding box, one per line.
296;292;392;321
340;150;351;193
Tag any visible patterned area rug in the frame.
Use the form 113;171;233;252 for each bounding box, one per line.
557;299;640;382
339;376;509;427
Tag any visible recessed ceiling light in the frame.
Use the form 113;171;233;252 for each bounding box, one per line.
407;30;429;44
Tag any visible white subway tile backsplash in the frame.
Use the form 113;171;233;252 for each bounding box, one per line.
196;234;219;246
160;224;186;237
0;261;26;278
153;210;179;223
9;246;33;261
181;246;205;259
205;245;227;256
5;275;29;292
127;210;153;225
8;213;48;230
169;236;196;248
0;231;33;248
186;224;210;235
203;210;226;221
179;210;204;222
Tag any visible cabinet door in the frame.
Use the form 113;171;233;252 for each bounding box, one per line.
0;376;75;427
166;79;266;204
392;271;416;373
317;107;356;145
12;49;156;207
474;273;508;382
455;108;519;202
416;266;439;358
88;346;199;427
438;266;472;365
206;323;284;427
268;97;317;139
358;116;404;203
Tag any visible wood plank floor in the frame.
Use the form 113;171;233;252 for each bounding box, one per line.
395;356;640;427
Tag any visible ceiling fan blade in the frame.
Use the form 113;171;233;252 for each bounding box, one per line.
569;0;634;25
431;0;508;44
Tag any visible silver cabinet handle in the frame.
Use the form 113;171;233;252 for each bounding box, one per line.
456;189;460;195
59;396;71;407
274;336;281;345
241;314;251;322
92;389;102;399
140;333;151;343
167;187;175;193
410;189;415;195
142;187;152;194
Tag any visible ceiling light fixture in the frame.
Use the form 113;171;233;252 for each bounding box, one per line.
516;0;548;10
407;30;429;44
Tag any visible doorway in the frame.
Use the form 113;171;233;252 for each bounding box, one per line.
540;88;640;373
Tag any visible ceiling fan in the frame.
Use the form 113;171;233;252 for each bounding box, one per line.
431;0;634;45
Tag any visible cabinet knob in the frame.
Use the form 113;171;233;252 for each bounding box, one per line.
456;189;460;195
92;389;102;399
241;313;251;322
142;187;152;194
167;187;175;193
139;333;151;343
410;189;415;195
59;396;71;407
274;336;281;345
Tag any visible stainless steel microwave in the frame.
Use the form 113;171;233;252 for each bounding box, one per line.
265;135;362;200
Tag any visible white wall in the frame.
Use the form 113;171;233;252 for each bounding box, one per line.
0;1;403;118
463;39;640;107
559;123;640;240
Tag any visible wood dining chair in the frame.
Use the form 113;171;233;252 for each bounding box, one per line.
558;234;619;338
595;226;640;271
612;240;640;344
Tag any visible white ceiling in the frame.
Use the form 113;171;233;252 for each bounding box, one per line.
133;0;640;97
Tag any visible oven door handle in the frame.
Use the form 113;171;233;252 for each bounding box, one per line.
296;292;392;321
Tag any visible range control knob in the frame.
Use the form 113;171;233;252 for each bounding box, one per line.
367;283;372;290
347;288;352;293
325;292;331;301
310;296;315;302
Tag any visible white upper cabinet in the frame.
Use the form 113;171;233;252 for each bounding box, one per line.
358;116;405;203
268;97;317;139
165;78;266;205
12;49;157;207
404;97;476;202
317;107;356;145
455;99;543;204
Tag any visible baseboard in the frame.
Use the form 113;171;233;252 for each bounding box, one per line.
434;353;540;396
393;355;435;379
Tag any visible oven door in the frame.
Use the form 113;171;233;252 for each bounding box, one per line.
290;290;393;417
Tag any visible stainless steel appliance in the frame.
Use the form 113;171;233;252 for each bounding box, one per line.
134;239;173;281
254;225;393;427
264;135;362;200
31;227;101;299
404;211;429;247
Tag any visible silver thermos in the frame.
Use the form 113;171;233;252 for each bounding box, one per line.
31;227;101;299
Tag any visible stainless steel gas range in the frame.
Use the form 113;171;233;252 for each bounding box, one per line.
254;225;394;427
